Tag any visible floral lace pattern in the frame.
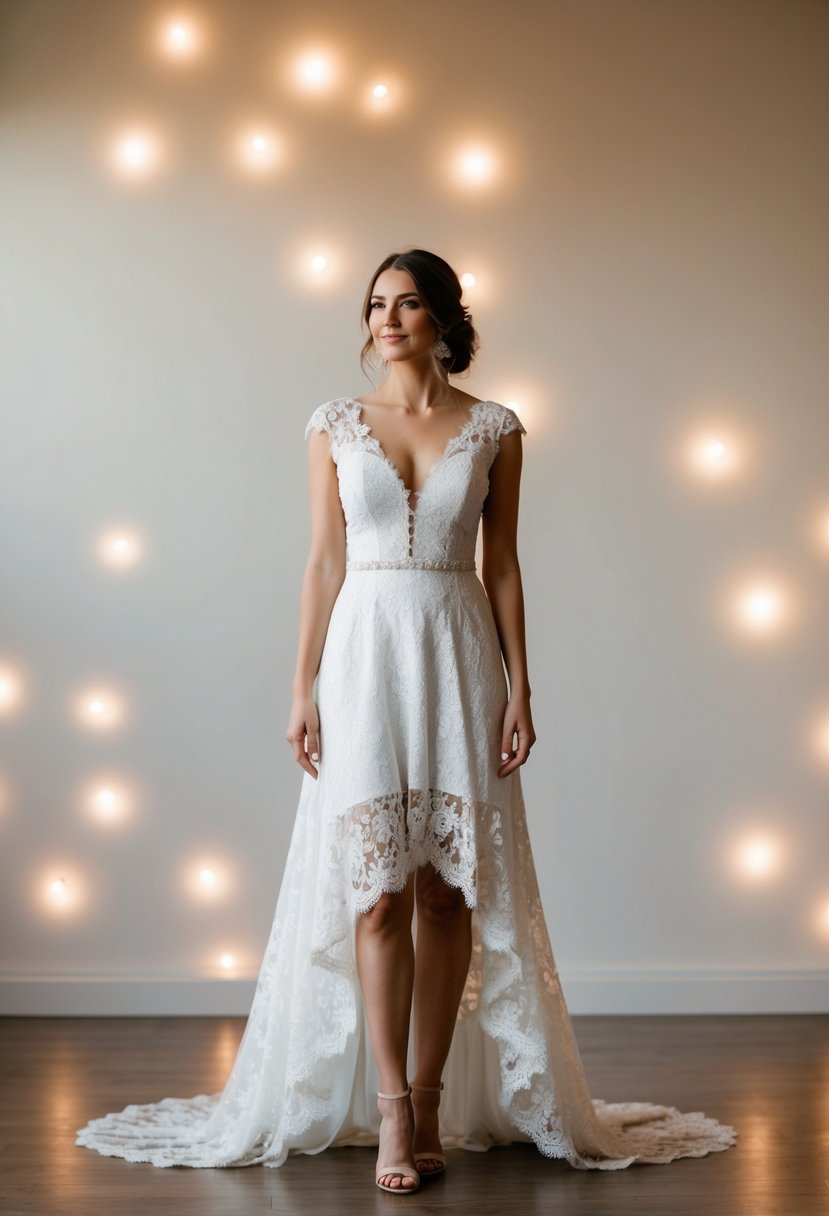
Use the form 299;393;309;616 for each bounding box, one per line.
75;397;737;1171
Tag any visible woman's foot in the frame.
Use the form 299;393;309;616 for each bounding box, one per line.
411;1082;447;1176
376;1088;420;1193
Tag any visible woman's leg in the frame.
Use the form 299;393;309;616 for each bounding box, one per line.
355;874;418;1190
411;862;473;1170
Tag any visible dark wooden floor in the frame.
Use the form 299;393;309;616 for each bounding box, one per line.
1;1014;826;1216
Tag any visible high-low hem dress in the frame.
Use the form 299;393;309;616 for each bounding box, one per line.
75;397;738;1170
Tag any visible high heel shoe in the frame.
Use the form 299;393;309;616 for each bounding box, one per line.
411;1081;447;1177
375;1086;421;1195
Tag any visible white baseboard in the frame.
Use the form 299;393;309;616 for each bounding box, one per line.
1;967;826;1016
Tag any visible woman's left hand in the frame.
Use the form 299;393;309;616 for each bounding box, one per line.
498;694;536;776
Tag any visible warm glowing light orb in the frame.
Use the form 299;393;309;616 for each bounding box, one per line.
292;241;346;289
735;836;781;879
810;505;829;556
220;952;235;969
360;74;404;117
185;858;231;900
112;129;162;177
38;864;87;915
687;431;740;478
105;124;166;181
83;779;132;826
745;590;778;625
96;525;144;569
0;664;24;715
726;576;793;639
294;50;337;92
810;712;829;763
454;143;498;186
159;17;203;59
74;685;126;731
460;272;477;290
234;126;285;174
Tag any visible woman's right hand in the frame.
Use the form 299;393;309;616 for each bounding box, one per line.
285;692;321;779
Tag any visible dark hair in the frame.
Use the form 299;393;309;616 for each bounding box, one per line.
359;248;479;380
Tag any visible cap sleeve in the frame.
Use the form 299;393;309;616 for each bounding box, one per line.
304;403;331;441
499;403;527;438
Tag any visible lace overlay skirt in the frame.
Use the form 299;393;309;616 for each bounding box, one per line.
76;568;737;1169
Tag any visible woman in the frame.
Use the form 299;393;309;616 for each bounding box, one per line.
290;248;535;1192
76;248;737;1189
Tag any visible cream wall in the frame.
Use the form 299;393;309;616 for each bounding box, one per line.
1;0;827;1014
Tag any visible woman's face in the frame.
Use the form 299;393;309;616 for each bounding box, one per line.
368;268;439;365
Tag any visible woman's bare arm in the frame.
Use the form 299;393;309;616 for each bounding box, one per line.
286;428;346;777
480;428;536;774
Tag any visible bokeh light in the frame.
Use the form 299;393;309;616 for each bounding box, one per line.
157;13;206;62
72;685;128;732
0;662;26;716
95;525;145;570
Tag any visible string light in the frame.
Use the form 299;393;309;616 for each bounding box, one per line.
725;575;796;640
734;834;784;880
95;525;144;569
292;49;338;93
0;663;24;715
233;126;286;174
158;16;204;60
40;866;86;915
110;127;164;179
359;74;405;117
687;432;741;479
83;779;133;827
293;243;344;289
73;685;126;731
808;503;829;556
813;713;829;764
185;859;232;901
453;141;499;187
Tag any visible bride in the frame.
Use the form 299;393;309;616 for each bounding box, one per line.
76;248;737;1192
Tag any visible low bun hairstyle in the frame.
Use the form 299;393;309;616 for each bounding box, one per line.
359;248;480;379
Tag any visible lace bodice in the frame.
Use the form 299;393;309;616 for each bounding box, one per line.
304;398;526;567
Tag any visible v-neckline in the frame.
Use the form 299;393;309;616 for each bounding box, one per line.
346;397;489;509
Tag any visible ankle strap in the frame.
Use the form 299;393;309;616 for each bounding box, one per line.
377;1085;412;1100
411;1081;444;1092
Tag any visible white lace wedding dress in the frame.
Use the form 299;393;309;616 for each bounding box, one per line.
76;396;737;1171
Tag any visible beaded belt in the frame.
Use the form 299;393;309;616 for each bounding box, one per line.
346;558;476;572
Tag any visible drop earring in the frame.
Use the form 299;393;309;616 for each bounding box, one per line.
434;337;451;359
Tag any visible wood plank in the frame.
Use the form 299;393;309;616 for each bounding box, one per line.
1;1014;826;1216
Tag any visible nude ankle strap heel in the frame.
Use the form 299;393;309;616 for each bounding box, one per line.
410;1082;447;1176
375;1086;420;1195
